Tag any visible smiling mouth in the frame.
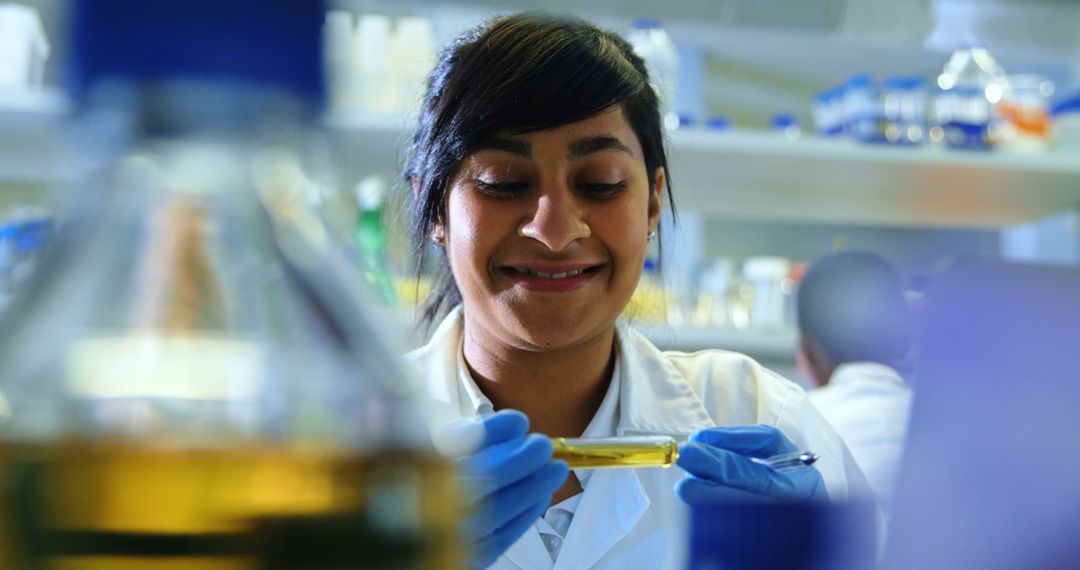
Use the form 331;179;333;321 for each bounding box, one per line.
501;265;606;280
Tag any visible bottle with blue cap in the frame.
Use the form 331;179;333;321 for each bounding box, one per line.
0;1;460;568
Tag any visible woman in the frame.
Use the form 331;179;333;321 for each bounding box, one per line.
403;13;870;570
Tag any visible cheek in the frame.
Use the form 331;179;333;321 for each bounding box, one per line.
444;192;508;280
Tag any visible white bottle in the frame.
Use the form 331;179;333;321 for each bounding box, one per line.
626;19;679;130
0;4;49;93
390;16;434;115
323;10;357;111
355;14;393;114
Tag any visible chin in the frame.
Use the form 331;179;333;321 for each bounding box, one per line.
509;311;600;350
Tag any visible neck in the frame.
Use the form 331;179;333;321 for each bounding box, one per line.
461;318;616;438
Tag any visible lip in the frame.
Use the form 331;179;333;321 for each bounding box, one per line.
498;262;607;293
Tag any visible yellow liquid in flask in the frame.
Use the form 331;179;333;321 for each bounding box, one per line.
0;440;461;570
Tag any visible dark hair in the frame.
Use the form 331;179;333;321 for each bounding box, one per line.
403;12;675;329
796;251;911;367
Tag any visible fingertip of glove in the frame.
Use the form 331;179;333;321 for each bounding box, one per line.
520;433;554;456
482;410;530;445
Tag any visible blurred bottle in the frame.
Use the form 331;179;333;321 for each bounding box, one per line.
627;19;680;131
844;74;878;142
1052;91;1080;151
323;10;360;112
997;74;1054;153
0;3;49;95
0;221;16;297
356;14;394;114
0;1;459;569
812;87;845;137
693;258;734;328
742;256;792;331
391;16;435;115
933;47;1006;150
771;114;801;141
353;176;398;305
882;76;927;146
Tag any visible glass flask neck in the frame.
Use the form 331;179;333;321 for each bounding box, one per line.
82;78;316;139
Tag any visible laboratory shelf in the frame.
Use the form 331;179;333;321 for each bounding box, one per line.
636;324;796;361
323;112;1080;230
666;129;1080;230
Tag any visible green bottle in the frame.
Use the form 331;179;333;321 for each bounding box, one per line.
353;176;398;305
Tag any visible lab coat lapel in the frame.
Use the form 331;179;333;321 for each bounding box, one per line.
614;323;715;437
410;307;467;414
503;526;556;570
553;468;650;570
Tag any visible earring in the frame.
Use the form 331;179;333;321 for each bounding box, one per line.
647;230;657;242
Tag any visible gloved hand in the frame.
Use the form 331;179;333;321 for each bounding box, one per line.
447;410;569;569
675;425;829;505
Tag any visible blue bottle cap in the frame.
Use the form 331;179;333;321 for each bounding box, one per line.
706;117;732;131
771;114;799;129
849;73;872;85
632;18;664;30
1052;93;1080;116
68;0;325;106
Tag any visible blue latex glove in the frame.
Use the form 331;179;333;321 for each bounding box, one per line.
455;410;569;569
675;425;829;505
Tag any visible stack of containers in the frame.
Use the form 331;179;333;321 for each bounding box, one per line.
323;11;435;116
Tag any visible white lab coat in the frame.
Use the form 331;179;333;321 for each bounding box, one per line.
406;307;871;570
809;362;912;515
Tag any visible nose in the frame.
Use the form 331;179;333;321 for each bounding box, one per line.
519;187;590;252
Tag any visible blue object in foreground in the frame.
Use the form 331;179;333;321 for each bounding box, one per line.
687;501;877;570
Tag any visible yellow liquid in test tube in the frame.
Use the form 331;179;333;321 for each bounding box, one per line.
550;436;679;469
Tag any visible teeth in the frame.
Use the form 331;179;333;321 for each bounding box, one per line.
524;268;584;279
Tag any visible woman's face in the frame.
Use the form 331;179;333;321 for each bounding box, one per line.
436;106;663;350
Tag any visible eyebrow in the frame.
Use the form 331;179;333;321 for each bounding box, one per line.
568;136;634;159
475;137;532;158
473;134;635;160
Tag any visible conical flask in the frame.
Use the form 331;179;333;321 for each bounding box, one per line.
0;1;458;568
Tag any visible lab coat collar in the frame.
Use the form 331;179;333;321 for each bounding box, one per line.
830;361;907;390
552;467;650;570
613;320;716;438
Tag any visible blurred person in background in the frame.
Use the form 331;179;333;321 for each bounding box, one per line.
796;251;914;516
402;12;871;570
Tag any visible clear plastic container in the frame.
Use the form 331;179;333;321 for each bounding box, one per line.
742;256;792;330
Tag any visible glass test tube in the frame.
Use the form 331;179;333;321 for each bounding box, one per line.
550;436;679;469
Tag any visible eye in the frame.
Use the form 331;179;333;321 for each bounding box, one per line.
474;179;529;197
578;181;627;198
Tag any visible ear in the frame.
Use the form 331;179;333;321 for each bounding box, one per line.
648;167;664;232
431;221;446;245
798;334;836;387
